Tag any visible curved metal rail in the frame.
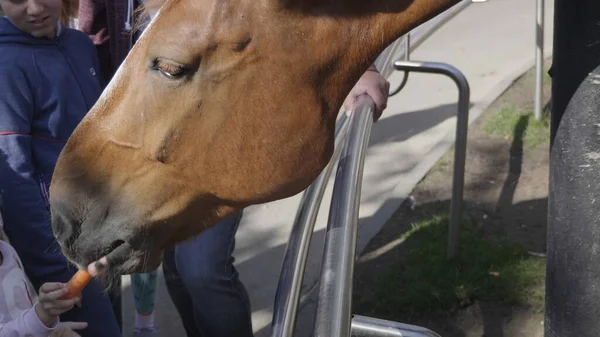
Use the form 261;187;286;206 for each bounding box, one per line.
313;95;374;337
271;113;351;337
389;34;411;96
392;60;470;259
270;26;470;337
311;98;443;337
270;31;414;337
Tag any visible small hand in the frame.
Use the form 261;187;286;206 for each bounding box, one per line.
343;66;391;121
49;322;88;337
35;283;80;327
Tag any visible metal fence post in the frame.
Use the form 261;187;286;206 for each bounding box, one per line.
534;0;545;120
405;33;411;61
392;61;470;259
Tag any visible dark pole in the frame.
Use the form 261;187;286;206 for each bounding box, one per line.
546;0;600;336
549;0;600;143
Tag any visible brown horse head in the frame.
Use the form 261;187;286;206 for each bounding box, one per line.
49;0;459;275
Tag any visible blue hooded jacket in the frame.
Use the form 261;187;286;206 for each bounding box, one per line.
0;17;104;280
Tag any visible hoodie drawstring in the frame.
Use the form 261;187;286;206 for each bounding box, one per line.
124;0;134;32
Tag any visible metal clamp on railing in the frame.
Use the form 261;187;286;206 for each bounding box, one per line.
392;60;470;259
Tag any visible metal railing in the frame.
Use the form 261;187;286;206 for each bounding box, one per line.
391;61;470;259
270;31;413;337
313;95;374;337
389;34;411;96
271;11;472;337
271;113;351;337
388;31;471;259
534;0;545;120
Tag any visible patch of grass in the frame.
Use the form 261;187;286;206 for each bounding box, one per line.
483;106;550;149
433;149;454;171
372;214;546;318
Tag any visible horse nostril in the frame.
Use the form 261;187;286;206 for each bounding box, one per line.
105;240;126;257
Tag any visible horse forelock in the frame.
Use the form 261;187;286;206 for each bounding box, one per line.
134;0;176;31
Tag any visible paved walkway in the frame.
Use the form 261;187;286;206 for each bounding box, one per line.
120;0;555;335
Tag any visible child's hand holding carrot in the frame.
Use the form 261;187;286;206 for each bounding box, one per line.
33;270;92;332
34;282;82;328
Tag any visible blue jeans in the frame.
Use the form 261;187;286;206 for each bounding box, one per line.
162;211;253;337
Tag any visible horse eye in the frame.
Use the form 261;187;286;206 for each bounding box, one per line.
153;59;185;79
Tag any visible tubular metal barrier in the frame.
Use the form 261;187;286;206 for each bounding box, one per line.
270;32;412;337
389;34;411;96
270;30;471;337
312;95;374;337
533;0;545;120
374;34;408;78
392;60;470;259
271;113;351;337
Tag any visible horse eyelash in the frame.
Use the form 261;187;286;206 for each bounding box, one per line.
152;59;185;79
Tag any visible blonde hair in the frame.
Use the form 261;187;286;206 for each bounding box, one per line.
59;0;77;27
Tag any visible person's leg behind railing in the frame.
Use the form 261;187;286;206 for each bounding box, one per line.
131;271;160;336
162;211;253;337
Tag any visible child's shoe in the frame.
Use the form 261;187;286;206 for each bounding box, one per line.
133;326;159;337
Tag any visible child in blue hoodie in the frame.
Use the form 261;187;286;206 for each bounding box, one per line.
0;0;121;336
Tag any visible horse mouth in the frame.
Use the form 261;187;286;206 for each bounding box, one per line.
87;240;134;276
86;238;161;279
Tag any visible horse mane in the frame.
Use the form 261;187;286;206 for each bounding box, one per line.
133;0;172;32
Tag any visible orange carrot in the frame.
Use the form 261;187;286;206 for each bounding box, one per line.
60;270;92;300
